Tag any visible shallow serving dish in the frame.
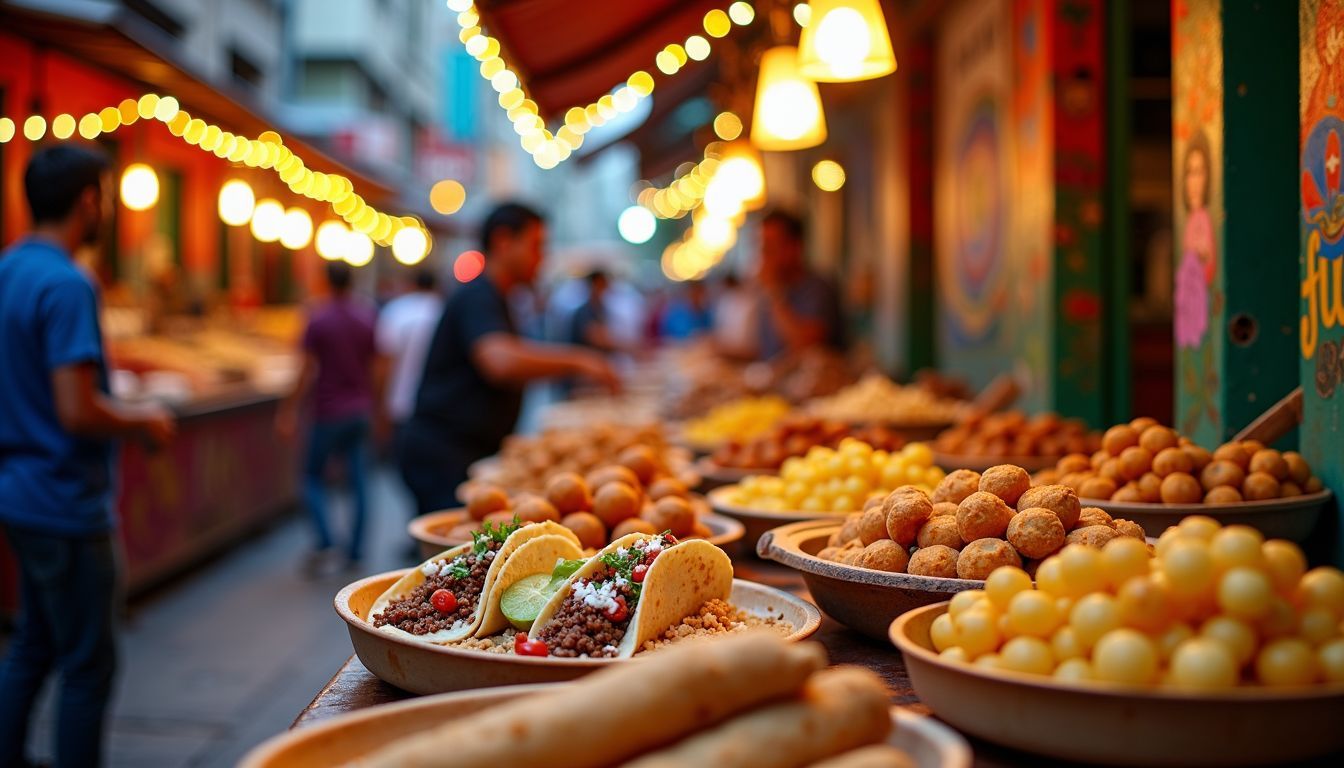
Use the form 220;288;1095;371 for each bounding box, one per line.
932;451;1058;473
707;486;847;553
1081;489;1332;541
239;683;971;768
408;506;744;560
336;572;820;695
757;519;984;639
891;603;1344;766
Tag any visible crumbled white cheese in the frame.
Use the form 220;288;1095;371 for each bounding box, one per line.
642;536;665;554
614;575;630;588
602;644;618;654
420;562;439;576
484;550;497;560
616;547;629;558
572;579;620;612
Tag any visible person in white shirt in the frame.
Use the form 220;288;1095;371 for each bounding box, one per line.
376;269;445;433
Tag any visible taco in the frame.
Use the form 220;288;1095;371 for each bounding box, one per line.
370;519;582;643
529;532;733;658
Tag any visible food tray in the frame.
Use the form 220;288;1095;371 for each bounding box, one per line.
1080;489;1332;541
408;507;744;560
240;684;972;768
757;519;984;639
336;573;820;694
890;603;1344;766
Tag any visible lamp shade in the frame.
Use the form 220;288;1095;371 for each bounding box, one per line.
717;141;767;210
798;0;897;83
750;46;827;151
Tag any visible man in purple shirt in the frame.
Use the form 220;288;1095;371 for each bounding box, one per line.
277;261;382;573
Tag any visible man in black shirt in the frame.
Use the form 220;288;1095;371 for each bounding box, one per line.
398;203;617;516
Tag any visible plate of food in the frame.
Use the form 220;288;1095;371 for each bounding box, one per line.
931;409;1102;474
889;518;1344;766
758;467;1154;638
464;424;699;494
240;632;972;768
1034;428;1332;541
340;526;820;693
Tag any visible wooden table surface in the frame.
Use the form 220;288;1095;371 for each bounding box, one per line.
292;554;1341;768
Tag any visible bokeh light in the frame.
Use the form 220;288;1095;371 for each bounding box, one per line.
812;159;847;191
249;199;285;242
453;250;486;282
429;180;467;215
617;206;657;244
218;179;256;226
280;207;314;250
119;164;160;211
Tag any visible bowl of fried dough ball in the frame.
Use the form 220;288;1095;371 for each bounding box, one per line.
758;463;1151;638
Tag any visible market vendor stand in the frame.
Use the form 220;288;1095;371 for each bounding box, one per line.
291;557;1344;768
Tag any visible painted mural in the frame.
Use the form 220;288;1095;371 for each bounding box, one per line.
936;0;1015;391
1300;0;1344;562
1172;0;1225;447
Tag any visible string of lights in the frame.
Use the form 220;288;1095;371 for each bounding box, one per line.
447;0;757;169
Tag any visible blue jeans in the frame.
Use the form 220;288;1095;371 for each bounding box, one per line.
304;415;370;561
0;525;118;768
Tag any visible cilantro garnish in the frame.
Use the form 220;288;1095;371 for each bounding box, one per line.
447;561;471;580
471;516;523;554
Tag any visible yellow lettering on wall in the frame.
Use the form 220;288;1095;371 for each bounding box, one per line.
1302;230;1344;361
1303;230;1320;360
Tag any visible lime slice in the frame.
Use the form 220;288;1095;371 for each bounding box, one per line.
500;573;559;631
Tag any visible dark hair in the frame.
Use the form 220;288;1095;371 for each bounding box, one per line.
413;268;438;291
585;269;609;286
1182;129;1212;211
326;261;353;291
480;202;544;252
762;209;805;243
24;145;110;224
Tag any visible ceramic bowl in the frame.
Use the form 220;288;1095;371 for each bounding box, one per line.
756;519;984;639
239;683;972;768
336;572;820;694
408;506;744;560
1081;489;1332;541
891;603;1344;766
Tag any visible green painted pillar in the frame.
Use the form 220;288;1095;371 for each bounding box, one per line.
1171;0;1299;447
1299;0;1344;564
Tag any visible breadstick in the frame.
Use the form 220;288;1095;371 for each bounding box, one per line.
619;666;891;768
806;745;915;768
358;632;826;768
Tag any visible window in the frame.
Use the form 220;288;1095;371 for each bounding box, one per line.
122;0;184;37
231;49;264;90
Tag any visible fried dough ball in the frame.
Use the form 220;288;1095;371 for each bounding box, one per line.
1200;460;1246;492
560;512;606;549
818;546;841;561
883;487;934;546
1112;518;1146;540
956;491;1015;542
1249;450;1290;481
932;469;982;505
917;516;964;549
859;539;910;573
466;485;511;521
1183;444;1214;473
1204;486;1243;504
1017;485;1082;530
1283;451;1312;485
689;520;713;539
1057;472;1090;493
1138;426;1179;455
1306;476;1325;493
863;495;886;512
956;538;1022;580
1099;459;1126;484
513;495;561;524
1112;483;1143;503
1129;416;1159;432
858;507;890;546
932;501;959;518
1152;447;1194;477
646;497;696;537
1118;447;1154;481
1091;450;1110;469
1066;525;1120;548
1242;471;1281;501
908;545;960;578
1102;425;1140;455
612;517;658;539
616;445;661;485
1240;439;1266;455
1007;508;1067;559
1078;476;1119;501
646;477;688;501
587;465;641;493
592;482;642;528
979;464;1031;506
1058;454;1092;474
837;512;865;545
1280;481;1304;498
837;541;866;566
1077;507;1114;529
545;472;593;515
1212;442;1252;470
1137;472;1163;503
1160;472;1203;504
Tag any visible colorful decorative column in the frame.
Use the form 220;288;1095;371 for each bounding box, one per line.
1299;0;1344;562
1171;0;1299;446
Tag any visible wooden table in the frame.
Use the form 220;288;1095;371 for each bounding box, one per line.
292;556;1342;767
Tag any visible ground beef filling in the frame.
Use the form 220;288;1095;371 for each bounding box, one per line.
371;546;497;635
536;578;637;658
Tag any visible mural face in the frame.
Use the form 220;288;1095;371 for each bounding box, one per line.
1172;0;1225;446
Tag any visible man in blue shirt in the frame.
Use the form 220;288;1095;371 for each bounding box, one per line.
0;145;175;768
756;210;845;358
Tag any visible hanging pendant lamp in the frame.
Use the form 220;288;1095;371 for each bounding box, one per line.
750;45;827;151
798;0;897;82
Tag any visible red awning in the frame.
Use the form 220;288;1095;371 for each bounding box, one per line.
476;0;727;117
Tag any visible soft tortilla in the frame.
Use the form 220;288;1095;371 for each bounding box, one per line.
473;533;584;637
369;520;579;643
